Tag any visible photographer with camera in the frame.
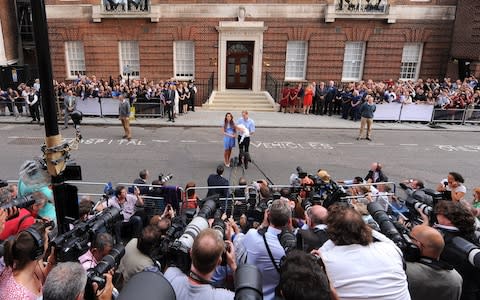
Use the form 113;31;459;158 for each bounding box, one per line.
0;222;55;300
405;225;462;300
164;228;236;299
297;204;329;252
118;225;162;284
0;192;46;240
436;172;467;202
78;233;114;271
433;200;480;300
43;262;113;300
96;185;144;244
313;204;410;300
242;199;293;300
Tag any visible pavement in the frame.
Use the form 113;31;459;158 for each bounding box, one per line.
1;108;480;131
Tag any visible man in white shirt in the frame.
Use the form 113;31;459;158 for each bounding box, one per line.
242;199;291;300
314;204;411;300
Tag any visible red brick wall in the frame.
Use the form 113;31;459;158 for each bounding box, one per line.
47;17;453;90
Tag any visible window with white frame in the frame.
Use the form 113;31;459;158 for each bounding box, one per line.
400;43;423;80
341;41;366;82
65;41;86;78
285;41;307;81
174;41;195;80
119;41;140;77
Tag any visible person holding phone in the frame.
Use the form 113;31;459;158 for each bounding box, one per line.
436;172;466;202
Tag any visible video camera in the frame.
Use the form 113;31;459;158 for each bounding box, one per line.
50;206;122;262
84;244;125;300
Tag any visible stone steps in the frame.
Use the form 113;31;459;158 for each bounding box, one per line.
204;90;277;112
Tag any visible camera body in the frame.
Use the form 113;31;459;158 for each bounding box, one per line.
85;244;125;300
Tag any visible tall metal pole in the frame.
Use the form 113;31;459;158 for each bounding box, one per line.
30;0;58;138
30;0;78;234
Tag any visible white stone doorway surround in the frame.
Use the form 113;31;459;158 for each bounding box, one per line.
216;21;267;92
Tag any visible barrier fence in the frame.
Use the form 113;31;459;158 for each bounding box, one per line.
2;96;479;125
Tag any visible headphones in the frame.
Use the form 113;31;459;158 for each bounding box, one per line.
24;227;45;261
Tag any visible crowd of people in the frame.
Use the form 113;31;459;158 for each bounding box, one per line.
0;161;479;300
0;74;198;123
279;76;480;121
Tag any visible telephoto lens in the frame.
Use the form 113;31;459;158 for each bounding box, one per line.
235;264;263;300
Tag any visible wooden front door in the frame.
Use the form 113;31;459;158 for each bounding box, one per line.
226;41;254;89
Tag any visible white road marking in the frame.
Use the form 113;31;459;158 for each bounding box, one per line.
152;139;169;143
338;142;353;145
400;144;418;146
8;136;43;139
180;140;197;143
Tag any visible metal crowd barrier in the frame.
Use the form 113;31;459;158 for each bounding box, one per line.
431;108;480;125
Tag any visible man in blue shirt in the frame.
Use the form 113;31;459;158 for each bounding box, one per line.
236;111;255;168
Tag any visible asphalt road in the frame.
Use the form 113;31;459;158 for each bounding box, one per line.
1;123;479;198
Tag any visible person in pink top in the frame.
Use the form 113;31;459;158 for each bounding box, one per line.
0;222;55;300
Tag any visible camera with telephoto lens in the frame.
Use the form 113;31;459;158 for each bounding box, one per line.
399;182;443;225
84;244;125;300
0;194;36;211
50;206;122;262
167;196;219;273
367;201;420;262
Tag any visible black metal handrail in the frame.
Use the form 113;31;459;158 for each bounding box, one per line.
265;72;280;103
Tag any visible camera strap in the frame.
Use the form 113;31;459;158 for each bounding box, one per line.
189;270;214;285
262;233;281;274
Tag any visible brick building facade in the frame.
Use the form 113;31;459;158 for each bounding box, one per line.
1;0;478;98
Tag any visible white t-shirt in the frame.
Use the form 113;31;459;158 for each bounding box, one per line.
440;179;467;200
320;239;411;300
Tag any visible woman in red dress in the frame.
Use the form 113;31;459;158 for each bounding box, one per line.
289;84;299;114
280;83;290;113
303;83;313;115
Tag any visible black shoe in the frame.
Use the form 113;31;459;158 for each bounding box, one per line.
366;137;372;141
63;126;68;129
122;135;127;139
356;137;361;140
172;119;175;123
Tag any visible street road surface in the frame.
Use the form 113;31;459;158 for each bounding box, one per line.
1;124;479;198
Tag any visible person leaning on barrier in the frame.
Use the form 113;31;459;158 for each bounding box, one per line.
78;232;114;271
405;225;462;300
314;204;410;300
364;162;388;184
432;200;480;300
242;199;291;300
96;185;144;244
206;165;230;199
133;169;150;195
277;250;338;300
164;228;236;300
